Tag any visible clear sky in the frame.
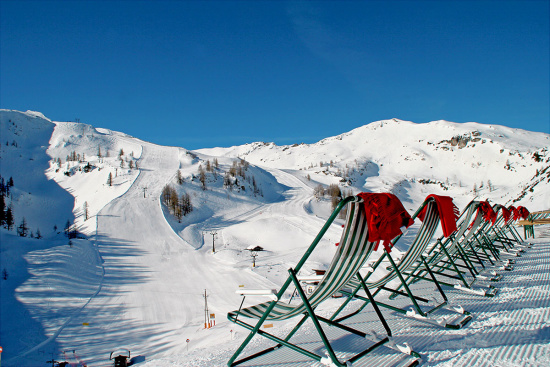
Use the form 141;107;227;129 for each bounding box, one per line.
1;0;549;150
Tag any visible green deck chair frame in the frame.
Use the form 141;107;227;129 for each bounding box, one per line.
410;201;526;298
463;204;523;270
227;196;420;367
331;197;472;329
478;204;531;253
400;201;501;298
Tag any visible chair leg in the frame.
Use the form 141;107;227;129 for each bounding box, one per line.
228;315;325;366
227;295;283;366
289;268;346;366
356;272;392;336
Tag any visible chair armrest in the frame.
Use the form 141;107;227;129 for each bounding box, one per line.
236;289;278;301
297;275;325;282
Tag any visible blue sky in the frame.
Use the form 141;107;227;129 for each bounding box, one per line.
1;0;549;150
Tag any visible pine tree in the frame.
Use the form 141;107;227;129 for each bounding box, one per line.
0;195;5;226
0;177;5;196
65;220;71;237
119;148;124;157
181;192;193;215
174;199;183;222
36;228;42;239
5;207;14;230
107;172;113;186
17;217;29;237
224;172;233;190
97;145;102;158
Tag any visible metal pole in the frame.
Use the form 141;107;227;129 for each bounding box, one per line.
209;231;217;253
203;289;210;328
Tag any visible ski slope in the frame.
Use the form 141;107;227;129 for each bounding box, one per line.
42;142;308;365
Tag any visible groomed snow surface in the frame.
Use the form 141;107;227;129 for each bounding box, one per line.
1;110;549;366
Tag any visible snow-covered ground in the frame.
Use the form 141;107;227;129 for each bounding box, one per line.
1;110;549;366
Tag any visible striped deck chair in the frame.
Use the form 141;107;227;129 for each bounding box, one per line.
507;206;533;244
405;201;502;297
464;204;522;269
332;196;472;329
227;195;420;367
509;206;535;243
452;204;536;282
481;204;531;252
438;202;501;273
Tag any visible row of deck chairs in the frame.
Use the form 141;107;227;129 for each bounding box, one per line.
226;193;531;367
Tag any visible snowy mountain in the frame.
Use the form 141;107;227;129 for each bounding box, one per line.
198;118;550;211
1;109;549;366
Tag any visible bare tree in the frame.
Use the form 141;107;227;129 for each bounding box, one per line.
198;165;207;190
177;170;184;185
313;184;324;199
